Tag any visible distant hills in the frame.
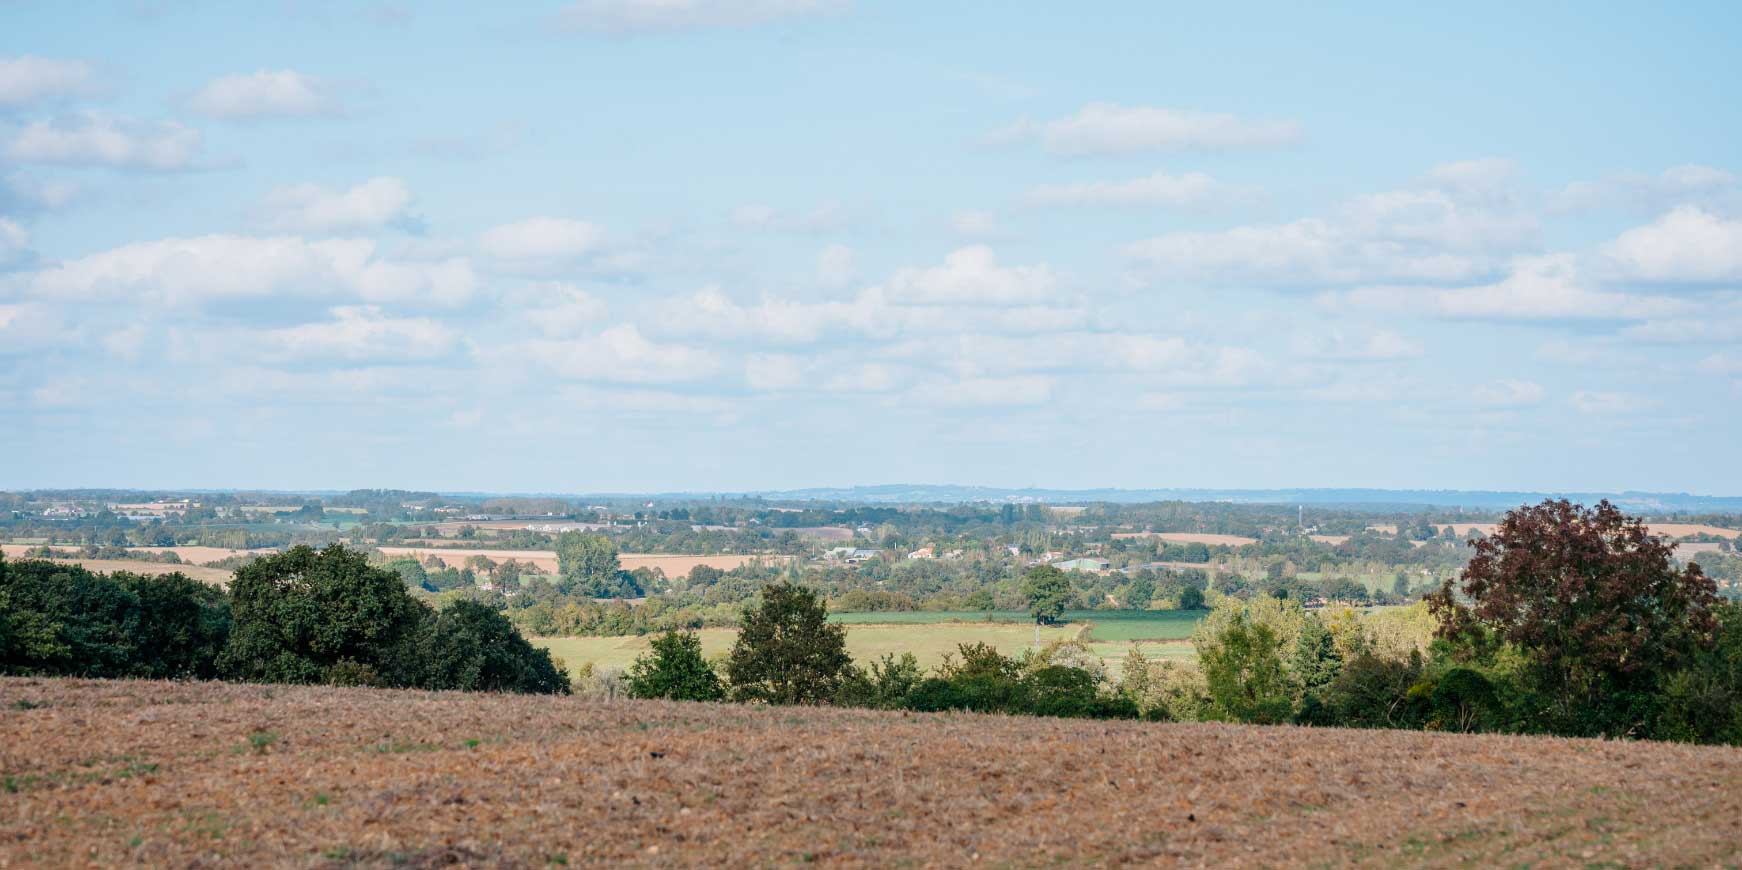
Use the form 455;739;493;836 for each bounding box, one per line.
735;485;1742;512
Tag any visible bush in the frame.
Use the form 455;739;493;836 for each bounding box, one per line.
420;600;570;694
627;631;724;701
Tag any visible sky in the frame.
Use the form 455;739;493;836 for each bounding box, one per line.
2;1;1741;495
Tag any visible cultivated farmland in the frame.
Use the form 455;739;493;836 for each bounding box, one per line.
1110;531;1260;546
0;553;233;585
4;677;1738;867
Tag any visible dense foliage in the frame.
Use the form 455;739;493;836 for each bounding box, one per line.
0;547;565;695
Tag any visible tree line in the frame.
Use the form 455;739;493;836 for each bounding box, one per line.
0;546;566;694
622;501;1742;745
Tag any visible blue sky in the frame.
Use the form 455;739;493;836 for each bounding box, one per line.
2;1;1740;494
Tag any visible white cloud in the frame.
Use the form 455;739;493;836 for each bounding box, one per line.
822;363;902;393
480;217;605;273
1699;351;1742;375
7;113;204;171
0;302;77;353
0;218;28;267
997;103;1302;155
30;234;476;307
558;0;842;34
1602;206;1742;284
0;56;100;107
516;282;609;337
522;324;719;383
905;374;1056;407
885;246;1058;305
1;174;80;214
1289;329;1423;361
1026;171;1242;209
257;177;419;233
950;209;1000;239
1570;390;1654;415
1554;165;1737;213
744;353;805;391
260;306;462;363
1125;162;1536;288
1324;255;1686;321
816;243;854;288
187;70;345;120
1470;379;1546;408
730;201;849;233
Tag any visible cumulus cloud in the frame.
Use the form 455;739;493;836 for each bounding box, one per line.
993;103;1301;155
0;218;28;268
1602;206;1742;284
515;282;609;338
1554;165;1737;213
885;246;1058;305
1289;329;1423;361
186;70;345;119
816;243;855;288
1125;160;1536;288
1026;171;1245;209
7;113;204;171
521;325;719;383
480;217;605;274
1470;379;1546;407
744;352;805;391
1323;255;1686;321
1570;390;1654;415
0;56;100;107
905;374;1056;407
557;0;843;34
0;174;80;215
257;177;420;234
30;234;476;308
260;306;463;363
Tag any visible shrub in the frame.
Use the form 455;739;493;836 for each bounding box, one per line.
627;631;724;702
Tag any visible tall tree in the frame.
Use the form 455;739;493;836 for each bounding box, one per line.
627;630;724;702
1427;499;1720;735
1021;565;1072;625
725;582;853;704
555;532;624;596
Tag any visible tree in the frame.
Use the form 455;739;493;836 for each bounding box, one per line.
1178;584;1206;611
1125;573;1155;609
1199;611;1292;724
218;545;428;687
627;630;724;701
725;582;853;704
1427;499;1720;736
555;532;629;597
1021;565;1072;625
419;600;569;694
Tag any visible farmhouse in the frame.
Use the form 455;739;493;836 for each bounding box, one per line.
906;546;935;560
1053;557;1111;573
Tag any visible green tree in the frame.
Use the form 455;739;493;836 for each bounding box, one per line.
725;582;853;704
218;545;428;687
419;600;569;694
627;630;724;702
1178;584;1206;611
555;532;632;597
1021;565;1072;625
1125;573;1155;609
1199;611;1292;724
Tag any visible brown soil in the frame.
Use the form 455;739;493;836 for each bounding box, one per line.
3;677;1739;868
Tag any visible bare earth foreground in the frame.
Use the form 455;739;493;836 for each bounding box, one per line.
3;680;1740;868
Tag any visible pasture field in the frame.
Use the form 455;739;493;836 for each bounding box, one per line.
1110;531;1259;546
536;618;1199;675
5;677;1739;867
829;608;1204;642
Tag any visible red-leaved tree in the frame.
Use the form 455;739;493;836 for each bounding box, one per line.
1427;499;1719;734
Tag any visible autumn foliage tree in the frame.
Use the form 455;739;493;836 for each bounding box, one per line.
1427;499;1719;736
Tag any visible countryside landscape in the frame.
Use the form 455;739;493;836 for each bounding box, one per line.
7;2;1742;867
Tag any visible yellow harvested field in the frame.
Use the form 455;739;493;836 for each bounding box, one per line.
373;547;780;578
1111;531;1259;546
1647;523;1742;540
0;556;232;585
128;546;274;564
1308;534;1350;545
4;677;1740;867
